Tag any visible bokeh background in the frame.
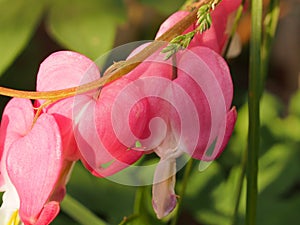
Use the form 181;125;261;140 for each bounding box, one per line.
0;0;299;224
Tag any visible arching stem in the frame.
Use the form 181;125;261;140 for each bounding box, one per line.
0;0;213;101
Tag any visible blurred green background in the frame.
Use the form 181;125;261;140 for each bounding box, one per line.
0;0;299;224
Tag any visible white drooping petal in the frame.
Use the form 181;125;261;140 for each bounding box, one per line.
152;157;177;219
152;133;183;219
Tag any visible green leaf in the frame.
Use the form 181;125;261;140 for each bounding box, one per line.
0;0;46;76
47;0;126;59
161;31;195;59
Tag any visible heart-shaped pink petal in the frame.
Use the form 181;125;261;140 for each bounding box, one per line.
0;98;33;192
3;99;63;224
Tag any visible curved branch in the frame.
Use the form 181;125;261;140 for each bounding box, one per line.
0;0;211;100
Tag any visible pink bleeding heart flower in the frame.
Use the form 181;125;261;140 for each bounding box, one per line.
120;46;237;218
0;98;67;225
0;51;99;225
155;0;242;54
155;47;236;218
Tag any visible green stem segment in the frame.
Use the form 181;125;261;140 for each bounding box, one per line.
60;194;109;225
232;0;280;225
246;0;263;224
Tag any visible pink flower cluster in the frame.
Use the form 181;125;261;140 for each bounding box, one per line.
0;0;240;224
